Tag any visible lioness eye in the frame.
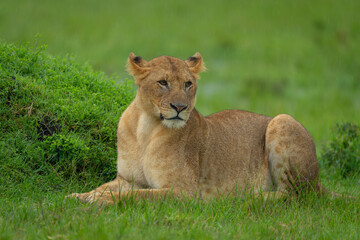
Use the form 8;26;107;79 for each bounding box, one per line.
158;80;168;86
185;81;192;88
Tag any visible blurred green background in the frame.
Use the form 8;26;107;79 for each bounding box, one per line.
1;0;359;146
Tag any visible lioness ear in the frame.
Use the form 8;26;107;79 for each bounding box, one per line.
185;52;206;78
126;53;150;81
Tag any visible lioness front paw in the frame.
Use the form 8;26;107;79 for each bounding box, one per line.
65;192;94;203
66;191;116;205
65;193;81;199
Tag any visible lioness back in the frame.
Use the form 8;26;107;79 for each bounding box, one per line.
200;110;272;197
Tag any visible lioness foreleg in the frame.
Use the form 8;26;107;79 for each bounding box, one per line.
67;175;138;204
69;187;184;205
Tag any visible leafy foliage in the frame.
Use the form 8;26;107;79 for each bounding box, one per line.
321;122;360;178
0;41;135;195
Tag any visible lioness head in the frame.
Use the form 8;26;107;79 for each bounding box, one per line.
127;52;206;129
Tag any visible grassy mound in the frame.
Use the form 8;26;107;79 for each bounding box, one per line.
0;41;134;197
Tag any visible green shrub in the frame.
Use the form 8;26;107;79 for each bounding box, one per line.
0;41;135;195
321;122;360;178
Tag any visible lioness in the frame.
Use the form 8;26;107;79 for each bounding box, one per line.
68;53;326;204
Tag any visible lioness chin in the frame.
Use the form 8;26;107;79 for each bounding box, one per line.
68;52;329;205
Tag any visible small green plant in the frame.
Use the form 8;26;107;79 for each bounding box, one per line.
321;122;360;178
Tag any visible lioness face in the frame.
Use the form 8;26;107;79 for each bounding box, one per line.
127;53;206;129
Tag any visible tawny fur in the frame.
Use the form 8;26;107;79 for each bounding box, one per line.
68;53;324;205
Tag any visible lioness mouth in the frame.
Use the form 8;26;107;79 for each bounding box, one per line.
166;116;184;120
160;113;184;121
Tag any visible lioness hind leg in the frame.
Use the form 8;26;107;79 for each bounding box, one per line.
66;175;137;204
265;114;320;196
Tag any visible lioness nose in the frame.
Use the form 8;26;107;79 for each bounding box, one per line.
170;103;188;113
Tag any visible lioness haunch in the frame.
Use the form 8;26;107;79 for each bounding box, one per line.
68;53;330;204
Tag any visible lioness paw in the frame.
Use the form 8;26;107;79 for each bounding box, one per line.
65;192;92;203
66;191;117;205
65;192;80;199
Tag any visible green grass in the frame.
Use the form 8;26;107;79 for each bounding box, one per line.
1;0;360;239
1;174;360;240
1;190;360;239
